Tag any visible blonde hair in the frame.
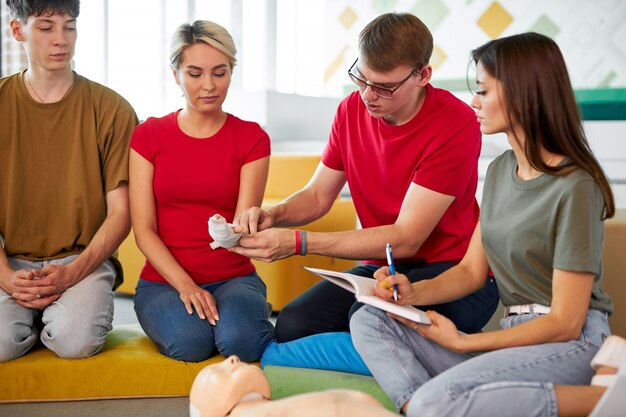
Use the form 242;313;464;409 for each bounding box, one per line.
170;20;237;71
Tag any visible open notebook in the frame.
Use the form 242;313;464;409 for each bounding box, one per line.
304;267;431;324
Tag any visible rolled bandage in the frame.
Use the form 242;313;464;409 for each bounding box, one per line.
208;214;242;249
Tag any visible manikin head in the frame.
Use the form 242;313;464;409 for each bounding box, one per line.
189;356;271;417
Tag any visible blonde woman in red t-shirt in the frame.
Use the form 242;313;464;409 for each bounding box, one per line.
129;20;273;362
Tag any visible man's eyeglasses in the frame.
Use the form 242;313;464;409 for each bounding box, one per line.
347;58;420;98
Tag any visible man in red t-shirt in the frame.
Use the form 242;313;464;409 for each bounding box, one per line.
233;12;498;342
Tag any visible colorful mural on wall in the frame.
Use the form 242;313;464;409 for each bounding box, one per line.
323;0;626;96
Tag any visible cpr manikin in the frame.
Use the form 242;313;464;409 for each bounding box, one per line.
189;356;400;417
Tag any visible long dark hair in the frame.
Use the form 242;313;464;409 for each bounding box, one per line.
472;32;614;219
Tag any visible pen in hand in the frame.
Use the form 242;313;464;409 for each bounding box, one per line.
385;243;399;302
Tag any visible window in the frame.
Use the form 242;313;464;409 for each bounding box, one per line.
75;0;241;120
7;0;623;123
71;0;333;121
275;0;326;96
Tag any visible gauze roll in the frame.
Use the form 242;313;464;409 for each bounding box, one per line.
208;214;242;249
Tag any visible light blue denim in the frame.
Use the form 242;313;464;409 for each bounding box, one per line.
261;331;371;375
134;273;274;362
0;255;115;362
351;305;610;417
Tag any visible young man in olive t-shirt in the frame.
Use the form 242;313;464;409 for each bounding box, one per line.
0;0;138;361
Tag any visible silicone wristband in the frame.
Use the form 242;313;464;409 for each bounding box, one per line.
300;230;307;256
294;230;301;256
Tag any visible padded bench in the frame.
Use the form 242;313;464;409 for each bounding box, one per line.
0;325;222;402
0;324;393;409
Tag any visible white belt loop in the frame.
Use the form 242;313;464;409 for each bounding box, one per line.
504;303;551;317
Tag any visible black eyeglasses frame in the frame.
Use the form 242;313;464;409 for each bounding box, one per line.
347;58;420;98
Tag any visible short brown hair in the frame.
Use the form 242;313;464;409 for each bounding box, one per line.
358;12;432;72
6;0;79;21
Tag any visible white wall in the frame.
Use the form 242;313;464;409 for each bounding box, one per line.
476;122;626;208
265;91;338;143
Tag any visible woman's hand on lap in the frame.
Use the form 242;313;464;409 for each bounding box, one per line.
179;285;219;325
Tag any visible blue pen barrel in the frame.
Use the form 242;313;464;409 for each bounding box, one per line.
386;243;399;301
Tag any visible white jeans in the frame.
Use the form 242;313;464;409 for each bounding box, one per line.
0;255;115;362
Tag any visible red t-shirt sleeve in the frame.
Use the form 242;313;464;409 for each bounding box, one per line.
241;124;271;165
129;119;156;163
322;98;347;171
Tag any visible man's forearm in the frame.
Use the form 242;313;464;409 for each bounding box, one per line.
0;212;129;292
66;185;131;284
68;210;130;283
306;225;426;261
269;189;333;227
0;243;15;294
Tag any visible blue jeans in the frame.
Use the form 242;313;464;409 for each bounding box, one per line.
0;255;115;362
134;273;274;362
351;306;611;417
